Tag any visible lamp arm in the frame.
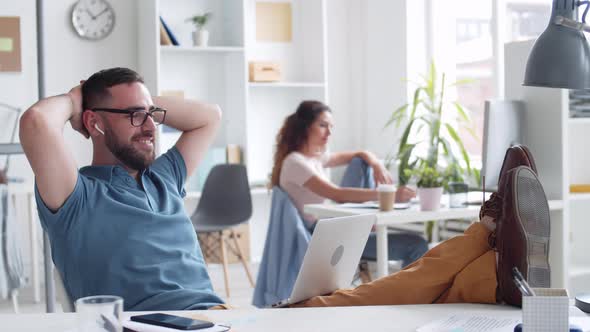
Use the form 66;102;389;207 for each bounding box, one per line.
555;15;590;32
578;1;590;23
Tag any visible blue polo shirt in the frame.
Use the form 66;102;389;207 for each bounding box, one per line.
35;147;224;311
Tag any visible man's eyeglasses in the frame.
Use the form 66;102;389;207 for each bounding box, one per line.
90;107;167;127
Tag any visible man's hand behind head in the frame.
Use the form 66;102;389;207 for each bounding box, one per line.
68;82;89;139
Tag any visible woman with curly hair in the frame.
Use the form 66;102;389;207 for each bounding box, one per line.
271;100;428;268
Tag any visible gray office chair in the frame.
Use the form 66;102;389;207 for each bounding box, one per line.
190;164;255;297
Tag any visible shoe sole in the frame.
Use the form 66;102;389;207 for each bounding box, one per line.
513;167;551;287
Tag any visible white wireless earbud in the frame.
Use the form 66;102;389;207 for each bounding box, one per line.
94;123;105;135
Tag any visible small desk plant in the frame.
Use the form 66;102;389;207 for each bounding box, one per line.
404;164;446;211
384;61;476;224
187;12;212;47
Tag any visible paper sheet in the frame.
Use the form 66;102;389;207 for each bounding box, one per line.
416;315;520;332
570;317;590;331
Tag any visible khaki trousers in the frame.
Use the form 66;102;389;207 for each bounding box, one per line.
293;222;497;307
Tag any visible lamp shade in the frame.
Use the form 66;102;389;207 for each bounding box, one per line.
524;0;590;89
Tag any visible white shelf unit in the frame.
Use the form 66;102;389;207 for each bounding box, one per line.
137;0;327;262
569;193;590;201
137;0;328;185
505;40;590;295
160;45;245;53
248;82;325;88
243;0;328;183
568;118;590;125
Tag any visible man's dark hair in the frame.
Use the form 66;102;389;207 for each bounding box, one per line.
82;67;144;110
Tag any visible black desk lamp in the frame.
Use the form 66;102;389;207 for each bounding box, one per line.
524;0;590;89
524;0;590;312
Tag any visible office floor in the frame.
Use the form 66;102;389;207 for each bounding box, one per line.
0;262;261;314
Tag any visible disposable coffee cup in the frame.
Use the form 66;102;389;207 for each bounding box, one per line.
377;184;396;211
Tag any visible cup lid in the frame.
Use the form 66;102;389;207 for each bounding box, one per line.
377;184;396;192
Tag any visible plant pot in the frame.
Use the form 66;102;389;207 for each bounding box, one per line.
192;30;209;47
417;187;443;211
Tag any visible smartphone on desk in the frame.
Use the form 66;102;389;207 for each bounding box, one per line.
130;313;214;330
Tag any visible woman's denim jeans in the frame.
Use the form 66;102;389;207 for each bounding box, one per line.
341;157;428;268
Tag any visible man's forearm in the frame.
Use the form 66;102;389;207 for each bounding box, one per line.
22;94;74;131
153;96;221;132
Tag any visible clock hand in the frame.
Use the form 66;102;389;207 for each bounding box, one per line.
85;8;96;20
94;7;110;18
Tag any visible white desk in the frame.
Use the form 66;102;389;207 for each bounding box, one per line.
304;200;564;279
5;303;588;332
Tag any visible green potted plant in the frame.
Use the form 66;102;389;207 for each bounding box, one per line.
405;164;446;211
384;61;476;189
186;12;212;46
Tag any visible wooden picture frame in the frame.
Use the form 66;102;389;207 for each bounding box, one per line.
0;17;21;72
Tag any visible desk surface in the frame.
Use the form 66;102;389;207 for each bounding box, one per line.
304;200;564;224
6;303;588;332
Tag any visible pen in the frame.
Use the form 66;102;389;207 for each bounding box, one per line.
512;267;536;296
513;276;532;296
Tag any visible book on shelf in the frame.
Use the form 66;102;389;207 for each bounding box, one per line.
159;16;179;46
159;21;172;46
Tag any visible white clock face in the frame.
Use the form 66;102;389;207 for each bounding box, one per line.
71;0;115;40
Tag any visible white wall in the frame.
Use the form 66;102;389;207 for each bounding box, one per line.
0;0;414;295
42;0;139;167
4;0;412;183
0;0;38;181
325;0;365;154
363;1;409;158
326;0;411;181
0;0;140;303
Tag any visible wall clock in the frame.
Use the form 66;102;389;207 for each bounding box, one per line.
71;0;115;40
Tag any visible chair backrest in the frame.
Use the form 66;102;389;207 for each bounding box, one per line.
192;164;252;227
54;267;74;312
252;187;311;307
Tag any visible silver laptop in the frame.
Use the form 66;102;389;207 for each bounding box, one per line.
271;214;375;307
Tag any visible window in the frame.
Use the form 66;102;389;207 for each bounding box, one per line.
424;0;550;171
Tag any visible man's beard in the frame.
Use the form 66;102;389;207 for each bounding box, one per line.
104;129;155;171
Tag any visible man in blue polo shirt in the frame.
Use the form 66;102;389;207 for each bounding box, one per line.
20;67;225;310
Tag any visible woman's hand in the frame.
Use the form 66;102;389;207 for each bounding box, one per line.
67;81;89;138
395;185;416;203
372;163;393;185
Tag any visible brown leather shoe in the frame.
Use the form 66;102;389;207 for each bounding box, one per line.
496;166;551;307
480;145;538;221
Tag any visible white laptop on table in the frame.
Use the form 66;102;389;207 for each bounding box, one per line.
271;214;375;308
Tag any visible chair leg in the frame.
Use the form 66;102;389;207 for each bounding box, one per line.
229;229;255;287
11;289;19;314
219;231;231;298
